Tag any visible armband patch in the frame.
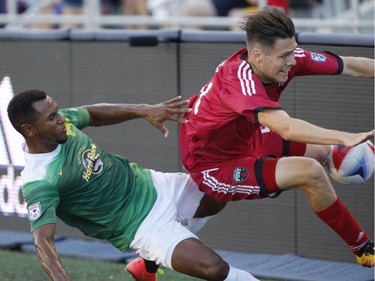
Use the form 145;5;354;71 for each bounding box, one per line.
310;52;327;62
28;202;42;221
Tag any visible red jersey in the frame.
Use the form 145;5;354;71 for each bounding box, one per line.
180;47;342;172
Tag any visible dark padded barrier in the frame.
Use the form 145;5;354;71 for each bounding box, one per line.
180;29;375;47
69;40;180;172
70;28;180;42
296;32;374;47
0;28;69;40
180;29;246;43
0;28;373;265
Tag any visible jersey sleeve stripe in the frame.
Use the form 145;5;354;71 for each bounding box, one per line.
238;61;256;96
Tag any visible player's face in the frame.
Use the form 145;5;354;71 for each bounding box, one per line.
257;37;297;84
32;96;68;148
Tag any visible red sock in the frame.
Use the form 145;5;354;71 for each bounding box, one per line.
316;198;369;254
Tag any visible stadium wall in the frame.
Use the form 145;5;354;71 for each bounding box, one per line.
0;28;373;263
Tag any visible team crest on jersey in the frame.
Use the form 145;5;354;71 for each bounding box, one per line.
310;52;327;62
82;143;103;182
28;202;41;221
232;167;249;182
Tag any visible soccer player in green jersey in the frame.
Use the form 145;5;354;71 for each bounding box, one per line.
7;89;259;281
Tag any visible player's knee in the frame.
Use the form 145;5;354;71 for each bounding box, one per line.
303;158;329;186
305;144;331;163
320;145;331;161
200;257;229;280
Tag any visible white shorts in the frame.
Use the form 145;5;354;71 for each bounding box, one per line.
129;170;205;269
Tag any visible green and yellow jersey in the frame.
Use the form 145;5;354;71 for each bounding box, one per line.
21;107;157;251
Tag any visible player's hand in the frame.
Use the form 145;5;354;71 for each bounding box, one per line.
343;130;375;147
145;96;192;138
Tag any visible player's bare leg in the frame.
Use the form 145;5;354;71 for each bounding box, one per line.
194;194;227;217
275;157;373;266
127;238;260;280
304;143;331;165
171;238;259;280
276;157;335;210
125;195;227;280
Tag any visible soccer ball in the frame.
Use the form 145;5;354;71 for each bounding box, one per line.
327;140;374;185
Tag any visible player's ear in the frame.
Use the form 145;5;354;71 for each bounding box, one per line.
21;123;37;137
250;48;262;63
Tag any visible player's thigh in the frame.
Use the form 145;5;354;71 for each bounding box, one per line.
275;156;326;191
150;170;204;220
131;171;205;268
130;218;198;269
192;156;280;201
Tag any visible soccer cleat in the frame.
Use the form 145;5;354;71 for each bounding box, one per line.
355;240;374;267
125;257;158;281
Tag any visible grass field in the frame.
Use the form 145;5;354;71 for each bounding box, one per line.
0;249;274;281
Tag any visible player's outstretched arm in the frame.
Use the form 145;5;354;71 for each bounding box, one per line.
258;108;374;147
340;56;374;78
32;224;71;281
82;96;191;137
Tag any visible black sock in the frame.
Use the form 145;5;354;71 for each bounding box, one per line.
144;259;159;273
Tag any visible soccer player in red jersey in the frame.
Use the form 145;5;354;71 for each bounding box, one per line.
179;7;374;267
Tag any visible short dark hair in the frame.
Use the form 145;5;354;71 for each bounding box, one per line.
241;7;295;49
7;89;47;134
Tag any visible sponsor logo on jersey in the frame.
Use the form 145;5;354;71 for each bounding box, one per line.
82;143;103;182
232;166;249;182
310;52;327;62
27;202;41;221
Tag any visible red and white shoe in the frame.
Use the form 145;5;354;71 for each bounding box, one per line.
125;258;158;281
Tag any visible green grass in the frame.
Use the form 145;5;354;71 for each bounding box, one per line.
0;249;197;281
0;249;274;281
